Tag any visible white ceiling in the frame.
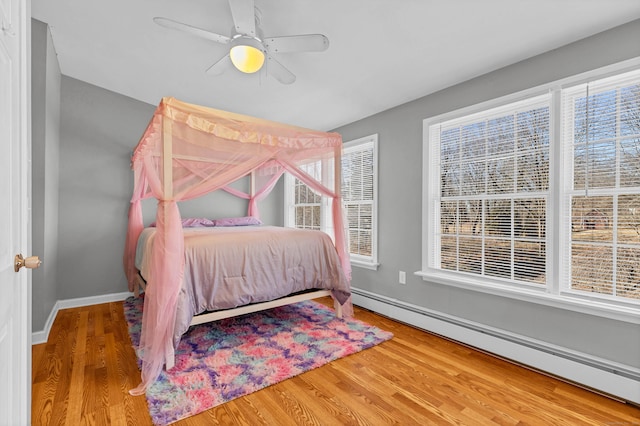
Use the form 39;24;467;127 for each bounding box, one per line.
32;0;640;131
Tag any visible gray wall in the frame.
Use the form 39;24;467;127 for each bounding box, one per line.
57;78;155;299
31;19;60;332
333;20;640;368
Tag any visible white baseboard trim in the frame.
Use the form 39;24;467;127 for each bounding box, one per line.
351;287;640;405
32;302;61;345
32;291;133;345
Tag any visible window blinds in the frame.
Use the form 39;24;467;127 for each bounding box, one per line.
430;94;551;284
342;140;375;259
562;68;640;298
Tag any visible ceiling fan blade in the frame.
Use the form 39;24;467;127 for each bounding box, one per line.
264;34;329;53
154;17;231;44
266;56;296;85
206;54;233;75
228;0;256;37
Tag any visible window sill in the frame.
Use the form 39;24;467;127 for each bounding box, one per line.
351;259;380;271
414;269;640;324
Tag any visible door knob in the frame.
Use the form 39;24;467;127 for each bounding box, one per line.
14;254;42;272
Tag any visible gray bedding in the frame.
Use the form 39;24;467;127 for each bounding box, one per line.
135;225;351;346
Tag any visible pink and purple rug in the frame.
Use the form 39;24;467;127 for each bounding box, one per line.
123;296;393;425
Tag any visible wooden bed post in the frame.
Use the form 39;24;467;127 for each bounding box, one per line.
334;146;341;201
162;113;176;371
130;117;172;299
333;145;344;318
250;170;256;197
162;115;173;199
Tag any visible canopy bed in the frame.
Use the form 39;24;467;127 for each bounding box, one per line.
123;97;352;395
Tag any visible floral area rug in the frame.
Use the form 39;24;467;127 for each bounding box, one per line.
123;296;393;425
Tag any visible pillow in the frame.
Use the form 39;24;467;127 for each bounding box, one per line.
149;217;215;228
182;217;216;227
212;216;263;227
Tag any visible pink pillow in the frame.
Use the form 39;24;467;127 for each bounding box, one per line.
212;216;263;227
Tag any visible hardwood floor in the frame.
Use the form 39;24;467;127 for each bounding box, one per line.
32;298;639;425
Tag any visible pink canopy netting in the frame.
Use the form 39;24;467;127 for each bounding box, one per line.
122;97;352;395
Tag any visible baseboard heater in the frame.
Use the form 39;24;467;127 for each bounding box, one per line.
351;287;640;405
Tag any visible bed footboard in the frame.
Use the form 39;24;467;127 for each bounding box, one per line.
189;289;342;326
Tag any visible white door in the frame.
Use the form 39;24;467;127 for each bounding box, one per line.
0;0;31;424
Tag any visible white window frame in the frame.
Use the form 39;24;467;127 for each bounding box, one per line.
417;59;640;324
284;160;332;234
560;71;640;302
284;134;379;270
342;135;379;270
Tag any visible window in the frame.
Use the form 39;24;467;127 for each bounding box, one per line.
285;134;379;269
430;95;550;285
342;136;378;268
290;161;324;231
562;71;640;301
421;66;640;314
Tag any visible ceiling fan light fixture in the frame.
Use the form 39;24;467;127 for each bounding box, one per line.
229;36;265;74
154;0;330;84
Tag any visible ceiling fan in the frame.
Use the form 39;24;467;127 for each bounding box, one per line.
154;0;329;84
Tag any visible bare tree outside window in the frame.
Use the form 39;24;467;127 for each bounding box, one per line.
287;135;378;267
437;102;549;285
293;163;322;230
427;68;640;306
569;81;640;299
342;139;376;261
